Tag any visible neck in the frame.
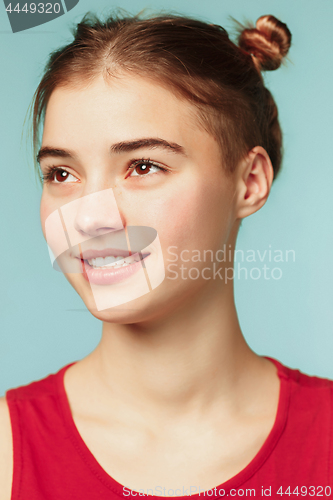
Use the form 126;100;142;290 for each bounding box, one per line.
85;279;260;419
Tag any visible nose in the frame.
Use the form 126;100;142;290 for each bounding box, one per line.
73;188;124;238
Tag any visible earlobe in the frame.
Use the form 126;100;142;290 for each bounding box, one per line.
236;146;274;219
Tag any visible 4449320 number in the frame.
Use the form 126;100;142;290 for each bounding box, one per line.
5;3;61;14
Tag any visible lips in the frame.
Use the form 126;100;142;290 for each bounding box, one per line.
77;250;151;286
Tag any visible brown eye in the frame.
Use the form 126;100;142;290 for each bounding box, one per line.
129;161;165;178
42;167;79;184
135;163;152;175
55;169;70;182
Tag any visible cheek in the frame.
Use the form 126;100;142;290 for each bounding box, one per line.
146;178;233;251
40;193;63;240
40;194;50;239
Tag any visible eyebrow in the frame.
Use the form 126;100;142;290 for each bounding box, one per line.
36;147;77;163
110;138;187;156
36;138;187;163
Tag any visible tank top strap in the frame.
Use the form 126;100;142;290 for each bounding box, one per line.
5;363;82;500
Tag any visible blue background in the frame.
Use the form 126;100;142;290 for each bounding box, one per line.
1;0;332;396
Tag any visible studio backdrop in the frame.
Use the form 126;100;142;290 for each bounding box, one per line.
1;0;332;395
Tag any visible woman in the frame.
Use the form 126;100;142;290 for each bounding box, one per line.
0;11;332;499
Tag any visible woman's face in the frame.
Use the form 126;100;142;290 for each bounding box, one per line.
40;74;239;323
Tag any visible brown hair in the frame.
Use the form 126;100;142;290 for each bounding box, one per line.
32;12;291;182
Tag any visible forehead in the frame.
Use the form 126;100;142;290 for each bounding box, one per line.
42;74;202;149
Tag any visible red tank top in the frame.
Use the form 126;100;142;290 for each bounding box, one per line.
5;357;333;499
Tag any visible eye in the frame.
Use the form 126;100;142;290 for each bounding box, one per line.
128;160;167;177
42;166;79;184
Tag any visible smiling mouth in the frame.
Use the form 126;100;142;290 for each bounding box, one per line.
80;252;150;269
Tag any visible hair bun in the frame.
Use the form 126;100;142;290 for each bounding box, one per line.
238;15;292;71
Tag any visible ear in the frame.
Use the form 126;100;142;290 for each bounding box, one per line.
235;146;274;219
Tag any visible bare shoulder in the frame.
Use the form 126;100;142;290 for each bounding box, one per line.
0;397;13;500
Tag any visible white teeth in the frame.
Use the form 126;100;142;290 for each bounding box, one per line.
124;256;134;264
105;256;116;264
87;254;143;269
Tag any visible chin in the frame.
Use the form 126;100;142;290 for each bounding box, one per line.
63;265;210;325
63;271;164;324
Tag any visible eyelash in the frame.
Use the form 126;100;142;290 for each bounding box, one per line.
41;159;168;184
